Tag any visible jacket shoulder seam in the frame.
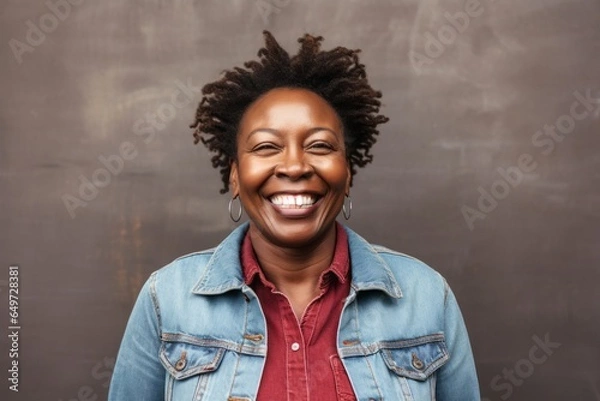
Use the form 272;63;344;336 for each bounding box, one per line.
371;245;418;260
371;245;447;292
171;248;216;262
149;271;163;336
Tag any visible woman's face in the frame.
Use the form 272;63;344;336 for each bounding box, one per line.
230;87;350;248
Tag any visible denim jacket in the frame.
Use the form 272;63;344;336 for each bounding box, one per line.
109;223;480;401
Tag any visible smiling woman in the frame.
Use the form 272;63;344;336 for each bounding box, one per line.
109;31;480;401
232;88;350;251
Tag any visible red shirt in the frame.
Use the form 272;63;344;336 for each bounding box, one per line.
241;223;357;401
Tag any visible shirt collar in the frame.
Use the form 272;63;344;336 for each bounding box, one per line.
241;222;350;289
191;222;402;299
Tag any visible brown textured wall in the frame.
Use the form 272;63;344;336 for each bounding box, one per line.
1;0;599;399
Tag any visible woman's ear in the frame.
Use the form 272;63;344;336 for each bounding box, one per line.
229;161;240;197
345;164;352;195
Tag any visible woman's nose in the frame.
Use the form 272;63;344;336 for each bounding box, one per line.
274;149;313;180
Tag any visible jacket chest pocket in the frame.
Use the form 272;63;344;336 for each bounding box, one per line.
160;341;226;401
379;335;449;400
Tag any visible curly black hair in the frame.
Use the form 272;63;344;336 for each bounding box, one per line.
191;31;389;194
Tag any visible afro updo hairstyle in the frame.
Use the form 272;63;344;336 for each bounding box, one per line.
190;31;389;194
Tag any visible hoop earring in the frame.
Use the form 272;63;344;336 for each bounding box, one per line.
228;196;242;222
342;195;352;220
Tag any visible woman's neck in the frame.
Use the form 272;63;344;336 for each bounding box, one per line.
248;223;338;299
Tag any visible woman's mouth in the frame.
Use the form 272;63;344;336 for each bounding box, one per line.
269;194;320;209
267;194;324;218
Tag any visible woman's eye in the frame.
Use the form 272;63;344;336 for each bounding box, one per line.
252;143;279;154
308;142;334;153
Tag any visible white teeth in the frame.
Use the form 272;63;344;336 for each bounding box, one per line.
269;194;317;208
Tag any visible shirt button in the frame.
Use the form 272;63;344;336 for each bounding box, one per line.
291;342;300;351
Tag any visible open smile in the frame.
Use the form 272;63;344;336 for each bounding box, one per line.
268;194;321;209
267;193;324;217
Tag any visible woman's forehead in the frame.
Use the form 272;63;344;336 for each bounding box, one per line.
240;88;342;131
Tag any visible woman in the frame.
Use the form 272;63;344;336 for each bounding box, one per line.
109;31;480;401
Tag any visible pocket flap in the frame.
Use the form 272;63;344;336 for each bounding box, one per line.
381;335;449;381
160;341;225;380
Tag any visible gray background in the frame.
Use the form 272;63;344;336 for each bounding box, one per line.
1;0;599;400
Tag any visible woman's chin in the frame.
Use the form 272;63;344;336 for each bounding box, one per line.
251;219;335;249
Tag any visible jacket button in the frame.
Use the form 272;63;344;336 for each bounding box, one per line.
411;352;425;370
175;352;187;371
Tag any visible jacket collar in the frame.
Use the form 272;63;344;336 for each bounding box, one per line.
191;222;402;299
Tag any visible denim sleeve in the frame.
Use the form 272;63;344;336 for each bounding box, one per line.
109;272;165;401
436;281;481;400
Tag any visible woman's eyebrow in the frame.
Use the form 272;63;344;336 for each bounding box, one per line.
246;126;339;139
306;127;340;136
246;128;280;139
